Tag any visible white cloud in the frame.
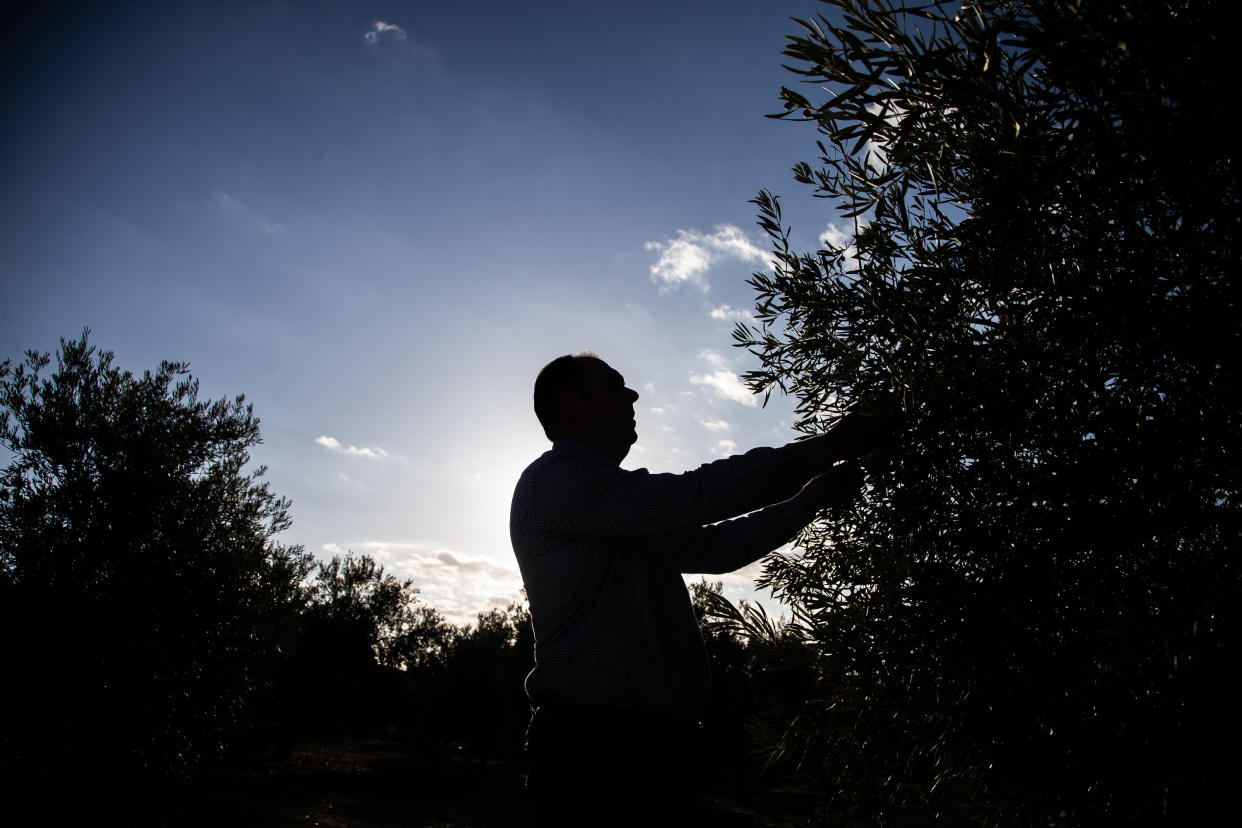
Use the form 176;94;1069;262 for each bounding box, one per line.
315;434;389;459
363;20;407;45
715;439;738;456
690;371;757;407
864;101;905;172
688;351;757;407
648;406;666;416
710;304;755;322
821;222;860;273
644;224;767;292
701;419;730;432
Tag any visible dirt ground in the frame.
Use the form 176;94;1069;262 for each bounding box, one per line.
111;739;817;827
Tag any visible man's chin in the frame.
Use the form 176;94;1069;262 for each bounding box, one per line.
616;435;637;463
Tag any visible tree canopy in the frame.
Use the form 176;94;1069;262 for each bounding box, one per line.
0;332;312;780
306;551;450;671
729;0;1239;823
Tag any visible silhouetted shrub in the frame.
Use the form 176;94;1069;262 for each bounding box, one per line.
0;332;312;783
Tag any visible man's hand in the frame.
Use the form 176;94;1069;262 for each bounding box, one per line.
799;462;865;512
828;395;900;460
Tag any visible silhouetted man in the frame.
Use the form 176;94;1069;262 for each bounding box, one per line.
511;352;884;826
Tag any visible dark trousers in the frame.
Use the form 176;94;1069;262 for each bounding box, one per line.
526;700;701;827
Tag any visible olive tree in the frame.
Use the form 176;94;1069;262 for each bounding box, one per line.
727;1;1239;823
0;332;312;781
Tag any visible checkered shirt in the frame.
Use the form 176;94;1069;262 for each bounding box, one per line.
510;437;831;719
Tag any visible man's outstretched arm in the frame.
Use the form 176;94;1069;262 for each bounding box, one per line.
522;403;894;545
665;462;865;575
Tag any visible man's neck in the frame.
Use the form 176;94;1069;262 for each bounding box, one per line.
552;437;623;466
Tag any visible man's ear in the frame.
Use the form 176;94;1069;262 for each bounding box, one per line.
553;387;586;430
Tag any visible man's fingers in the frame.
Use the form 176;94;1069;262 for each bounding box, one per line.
801;462;865;511
831;394;903;459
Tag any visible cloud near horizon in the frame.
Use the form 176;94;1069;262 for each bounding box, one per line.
318;540;525;626
399;547;524;625
644;224;767;292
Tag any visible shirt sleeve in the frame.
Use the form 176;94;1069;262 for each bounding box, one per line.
528;436;836;541
662;495;815;575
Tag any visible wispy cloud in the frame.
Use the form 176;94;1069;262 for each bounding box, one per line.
418;549;515;581
701;419;730;432
710;304;755;322
714;439;738;457
315;434;389;459
644;224;767;292
688;349;758;407
363;20;407;45
213;190;283;235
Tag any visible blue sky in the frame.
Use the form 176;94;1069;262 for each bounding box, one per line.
2;0;847;623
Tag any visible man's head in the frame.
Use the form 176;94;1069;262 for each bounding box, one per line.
534;353;639;463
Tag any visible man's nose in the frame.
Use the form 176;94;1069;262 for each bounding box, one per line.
627;387;639;403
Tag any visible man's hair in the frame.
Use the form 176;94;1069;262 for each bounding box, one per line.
534;352;599;439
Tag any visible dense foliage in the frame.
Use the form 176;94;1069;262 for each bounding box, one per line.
0;332;312;780
728;0;1239;823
